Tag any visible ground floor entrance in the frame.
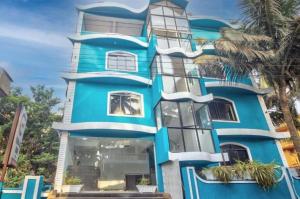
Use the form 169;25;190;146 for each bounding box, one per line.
65;136;156;191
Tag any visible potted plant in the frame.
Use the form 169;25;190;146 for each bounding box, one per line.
136;176;157;193
61;173;83;193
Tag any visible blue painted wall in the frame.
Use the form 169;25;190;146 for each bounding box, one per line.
191;28;221;41
207;88;270;130
72;82;156;126
78;44;151;79
219;137;283;165
182;167;293;199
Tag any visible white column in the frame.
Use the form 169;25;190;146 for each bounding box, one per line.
63;81;76;124
162;161;183;199
54;132;69;192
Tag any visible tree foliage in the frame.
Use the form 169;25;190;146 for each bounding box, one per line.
0;85;61;187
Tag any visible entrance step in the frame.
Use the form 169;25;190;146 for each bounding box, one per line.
52;192;171;199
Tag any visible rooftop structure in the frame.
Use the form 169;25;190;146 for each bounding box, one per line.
0;67;13;97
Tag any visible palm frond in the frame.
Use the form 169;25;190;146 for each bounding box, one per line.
221;28;272;42
194;55;230;65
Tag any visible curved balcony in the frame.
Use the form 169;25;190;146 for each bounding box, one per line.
161;92;213;103
156;45;214;58
205;81;272;95
68;34;149;49
52;122;157;138
62;72;152;86
155;128;226;164
216;128;290;139
77;2;148;20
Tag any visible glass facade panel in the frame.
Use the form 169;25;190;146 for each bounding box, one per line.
198;130;215;153
162;75;176;93
157;36;169;49
165;17;176;30
156;101;214;153
66;137;156;191
161;101;181;127
176;18;189;31
179;102;195;127
168;128;185;153
174;77;188;92
150;5;163;15
163;6;174;16
194;104;212;129
187;78;201;96
151;15;165;29
183;129;200;152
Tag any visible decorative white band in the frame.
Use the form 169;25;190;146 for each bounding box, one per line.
61;71;152;85
169;152;228;162
205;81;272;94
216;128;290;139
69;34;149;48
52;122;157;134
161;92;214;103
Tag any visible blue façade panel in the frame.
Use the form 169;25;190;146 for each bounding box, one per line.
206;88;270;130
219;137;283;165
71;82;155;126
191;28;221;41
155;128;170;164
78;44;151;79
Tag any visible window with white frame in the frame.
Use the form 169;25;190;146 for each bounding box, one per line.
208;98;238;121
107;51;137;72
109;92;143;116
221;144;250;165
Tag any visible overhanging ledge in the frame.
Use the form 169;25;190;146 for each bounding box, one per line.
216;128;290;139
61;71;152;86
205;81;272;95
169;152;228;163
52;122;157;134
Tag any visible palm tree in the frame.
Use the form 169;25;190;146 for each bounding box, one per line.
195;0;300;159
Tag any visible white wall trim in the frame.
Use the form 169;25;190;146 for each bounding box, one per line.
168;152;228;162
212;96;240;123
85;15;145;25
161;92;213;103
69;34;149;48
205;81;272;95
62;71;152;85
21;176;41;199
77;2;148;16
156;46;204;58
216;128;290;139
283;168;297;199
2;190;23;194
188;16;240;29
53;122;157;134
105;51;138;73
220;142;253;161
186;166;194;199
256;95;276;132
107;91;145;118
54;132;69;192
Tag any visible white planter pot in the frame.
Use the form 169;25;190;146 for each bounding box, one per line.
136;185;157;193
61;185;83;193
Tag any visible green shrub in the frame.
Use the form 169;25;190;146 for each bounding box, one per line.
138;176;150;185
200;161;280;190
63;173;81;185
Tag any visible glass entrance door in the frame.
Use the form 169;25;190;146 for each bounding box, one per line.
66;137;156;191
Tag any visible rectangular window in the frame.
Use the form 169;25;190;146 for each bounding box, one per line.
107;52;137;72
168;128;185;153
109;92;142;116
151;15;165;29
183;129;200;152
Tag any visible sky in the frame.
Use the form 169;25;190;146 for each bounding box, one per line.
0;0;241;101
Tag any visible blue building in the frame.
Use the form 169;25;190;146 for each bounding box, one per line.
52;0;297;198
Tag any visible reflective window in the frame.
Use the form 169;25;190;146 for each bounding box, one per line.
151;15;165;29
155;101;214;153
221;144;250;165
169;128;185;153
107;52;137;72
109;92;142;116
209;99;238;121
161;101;181;127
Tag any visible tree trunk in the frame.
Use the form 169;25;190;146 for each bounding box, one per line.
278;80;300;163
